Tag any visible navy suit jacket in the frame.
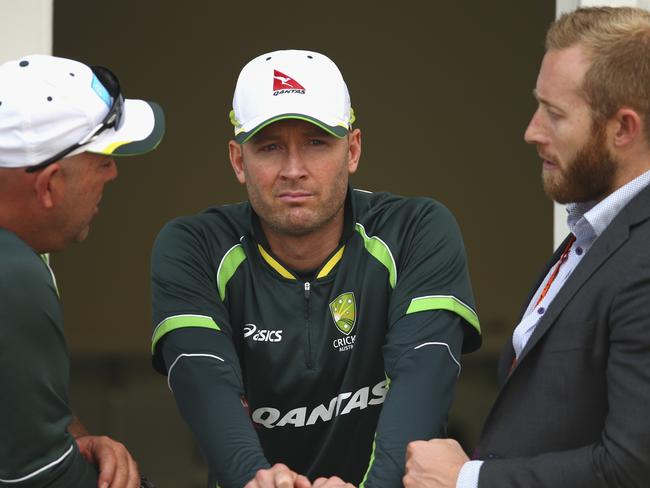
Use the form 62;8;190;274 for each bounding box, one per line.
475;184;650;487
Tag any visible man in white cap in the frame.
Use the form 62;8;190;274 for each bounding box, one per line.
0;54;164;488
151;49;480;487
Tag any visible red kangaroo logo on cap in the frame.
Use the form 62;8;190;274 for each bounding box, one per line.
273;70;305;91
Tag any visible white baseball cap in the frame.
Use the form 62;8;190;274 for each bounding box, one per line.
0;54;165;170
230;49;355;143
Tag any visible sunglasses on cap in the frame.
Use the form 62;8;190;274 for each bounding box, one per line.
26;65;124;173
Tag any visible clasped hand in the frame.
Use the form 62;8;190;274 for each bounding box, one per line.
245;463;355;488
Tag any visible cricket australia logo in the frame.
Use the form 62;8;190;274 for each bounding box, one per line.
330;293;357;351
330;292;356;335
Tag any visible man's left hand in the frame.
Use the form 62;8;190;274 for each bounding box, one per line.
312;476;355;487
403;439;468;488
75;435;140;488
244;463;311;488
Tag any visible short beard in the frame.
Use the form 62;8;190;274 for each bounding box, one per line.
543;121;617;204
264;196;345;238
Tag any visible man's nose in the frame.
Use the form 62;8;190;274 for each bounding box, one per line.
279;148;308;179
107;157;118;181
524;108;546;145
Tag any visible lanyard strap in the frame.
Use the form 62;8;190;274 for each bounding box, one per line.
510;234;577;375
534;234;576;308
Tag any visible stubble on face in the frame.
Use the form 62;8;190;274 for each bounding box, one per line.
57;154;115;246
244;139;352;238
543;120;617;204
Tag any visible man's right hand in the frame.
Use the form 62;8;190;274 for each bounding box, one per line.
403;439;468;488
244;464;311;488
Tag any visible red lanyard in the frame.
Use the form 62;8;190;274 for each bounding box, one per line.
510;235;577;374
534;234;576;308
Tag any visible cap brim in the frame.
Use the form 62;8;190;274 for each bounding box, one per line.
234;113;348;144
84;99;165;156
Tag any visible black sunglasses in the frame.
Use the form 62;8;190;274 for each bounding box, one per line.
26;65;124;173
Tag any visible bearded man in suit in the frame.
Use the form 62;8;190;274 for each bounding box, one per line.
404;6;650;488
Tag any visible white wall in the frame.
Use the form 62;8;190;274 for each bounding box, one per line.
557;0;650;16
0;0;52;63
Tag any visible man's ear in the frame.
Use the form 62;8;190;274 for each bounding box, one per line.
610;108;642;148
347;128;361;175
33;163;62;209
228;140;246;184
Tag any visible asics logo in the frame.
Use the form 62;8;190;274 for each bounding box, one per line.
243;323;283;342
243;324;257;338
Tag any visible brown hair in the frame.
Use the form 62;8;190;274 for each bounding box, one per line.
547;7;650;139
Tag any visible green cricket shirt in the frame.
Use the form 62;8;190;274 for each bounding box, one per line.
151;188;481;487
0;229;97;487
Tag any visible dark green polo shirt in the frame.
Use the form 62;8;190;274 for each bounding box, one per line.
0;229;96;487
152;188;481;487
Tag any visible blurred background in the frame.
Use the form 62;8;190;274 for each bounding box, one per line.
8;1;557;486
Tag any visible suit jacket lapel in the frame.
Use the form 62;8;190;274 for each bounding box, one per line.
487;185;650;422
519;234;574;321
497;234;575;384
515;225;628;366
512;187;650;368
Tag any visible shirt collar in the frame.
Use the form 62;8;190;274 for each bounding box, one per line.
248;186;355;280
566;168;650;240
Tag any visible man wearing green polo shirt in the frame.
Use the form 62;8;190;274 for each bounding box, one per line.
151;49;480;488
0;54;164;487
